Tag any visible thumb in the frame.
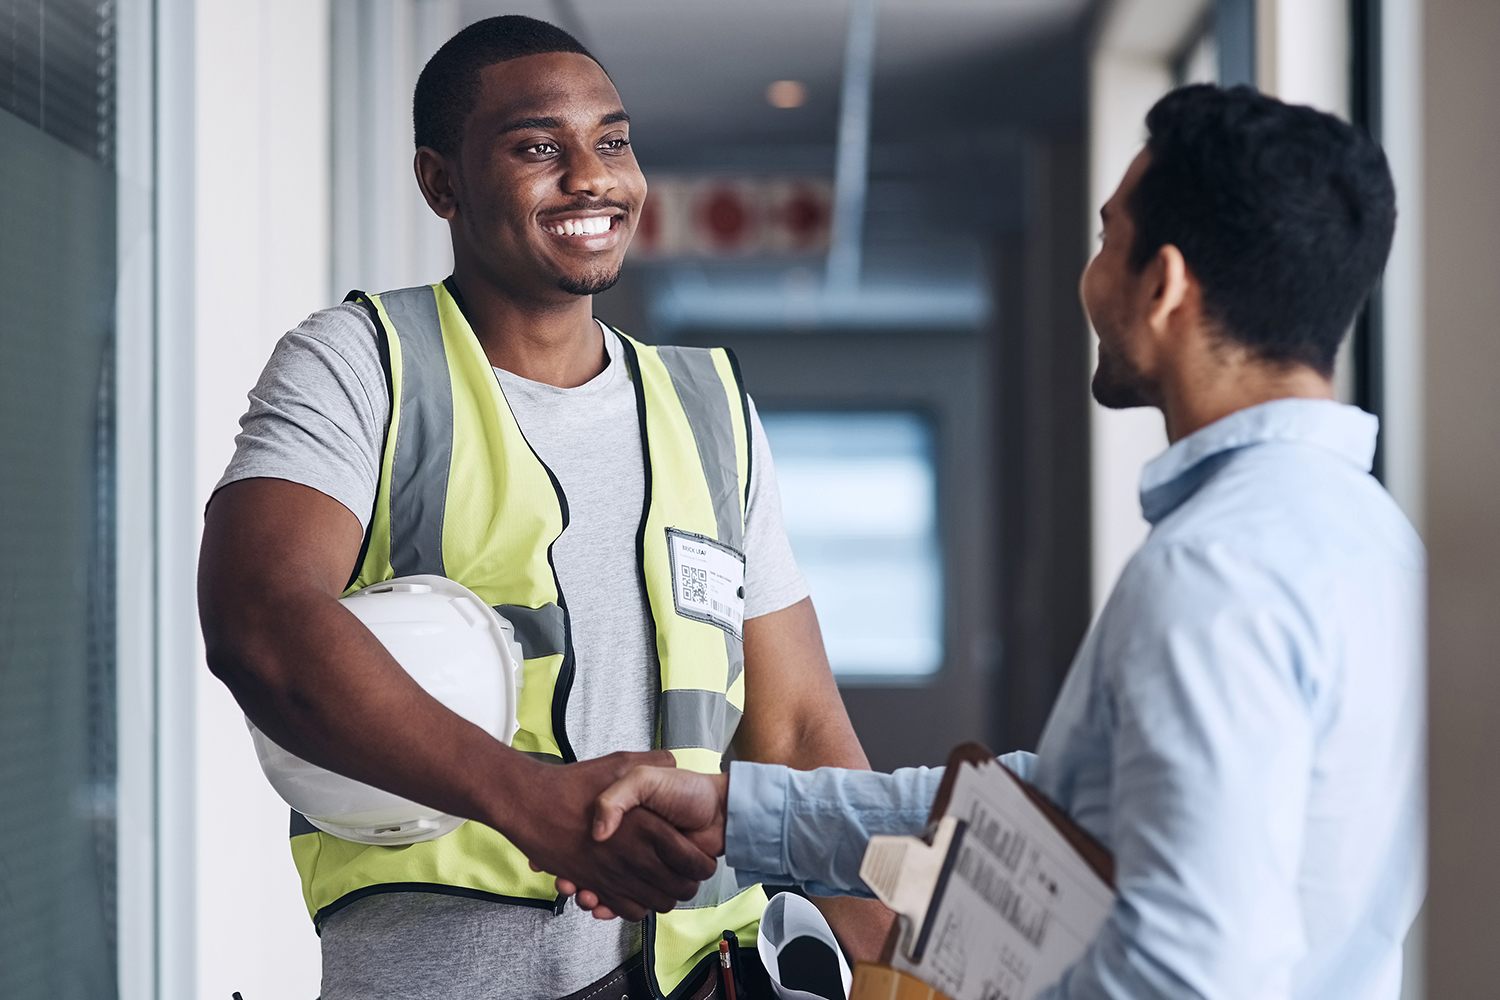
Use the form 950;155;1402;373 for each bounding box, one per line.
592;765;670;842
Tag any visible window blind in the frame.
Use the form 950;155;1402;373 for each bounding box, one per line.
0;0;114;162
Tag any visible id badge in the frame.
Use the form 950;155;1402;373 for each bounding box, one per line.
666;528;746;639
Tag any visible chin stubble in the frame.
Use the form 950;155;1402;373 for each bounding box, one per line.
557;264;623;297
1091;343;1154;409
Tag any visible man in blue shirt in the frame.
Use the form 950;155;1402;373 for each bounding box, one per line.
558;85;1424;1000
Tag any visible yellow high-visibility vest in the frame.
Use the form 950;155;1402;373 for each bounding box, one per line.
289;280;765;998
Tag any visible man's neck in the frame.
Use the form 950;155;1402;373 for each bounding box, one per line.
449;268;608;389
1158;355;1336;443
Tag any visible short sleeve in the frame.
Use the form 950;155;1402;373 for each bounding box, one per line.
212;302;391;528
742;396;811;619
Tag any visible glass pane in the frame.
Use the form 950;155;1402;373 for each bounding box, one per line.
761;411;943;679
0;99;117;1000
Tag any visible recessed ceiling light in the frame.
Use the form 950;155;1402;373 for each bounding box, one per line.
766;80;807;109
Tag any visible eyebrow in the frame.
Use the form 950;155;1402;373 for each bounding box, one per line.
499;111;630;135
500;116;562;134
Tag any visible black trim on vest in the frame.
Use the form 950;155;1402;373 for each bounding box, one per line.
443;276;579;763
722;347;753;512
289;809;319;838
311;882;563;934
343;290;394;593
441;274;464;312
540;457;579;764
613;333;660;728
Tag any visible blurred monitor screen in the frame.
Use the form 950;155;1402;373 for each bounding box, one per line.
760;411;943;680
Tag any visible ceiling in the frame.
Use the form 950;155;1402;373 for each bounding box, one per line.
461;0;1094;156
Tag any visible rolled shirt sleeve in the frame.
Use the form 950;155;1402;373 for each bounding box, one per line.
726;762;944;896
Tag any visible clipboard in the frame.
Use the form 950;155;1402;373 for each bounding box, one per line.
930;743;1114;887
863;743;1116;1000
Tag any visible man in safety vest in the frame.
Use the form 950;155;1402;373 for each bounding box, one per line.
198;15;888;1000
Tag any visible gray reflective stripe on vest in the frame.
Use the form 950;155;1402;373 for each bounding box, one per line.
655;346;743;551
680;858;755;910
660;688;743;753
654;344;747;693
495;603;567;660
382;286;452;578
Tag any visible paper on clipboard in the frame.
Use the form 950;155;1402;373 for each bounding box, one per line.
858;744;1115;1000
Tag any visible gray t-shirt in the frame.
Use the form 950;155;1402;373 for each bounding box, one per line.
216;303;809;1000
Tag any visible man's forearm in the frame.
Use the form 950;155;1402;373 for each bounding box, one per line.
204;583;535;833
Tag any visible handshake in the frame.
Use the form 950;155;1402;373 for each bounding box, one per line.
513;750;731;921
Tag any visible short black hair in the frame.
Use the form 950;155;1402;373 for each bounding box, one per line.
1128;84;1395;375
414;15;599;156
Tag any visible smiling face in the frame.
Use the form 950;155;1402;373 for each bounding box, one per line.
418;51;646;301
1081;150;1160;410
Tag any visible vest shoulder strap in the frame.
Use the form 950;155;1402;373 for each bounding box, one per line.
343;289;393;591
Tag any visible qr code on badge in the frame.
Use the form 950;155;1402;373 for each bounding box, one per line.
680;564;708;604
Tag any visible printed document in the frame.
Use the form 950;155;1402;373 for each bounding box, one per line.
863;755;1114;1000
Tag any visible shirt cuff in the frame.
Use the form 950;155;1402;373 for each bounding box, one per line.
726;761;793;882
998;749;1038;783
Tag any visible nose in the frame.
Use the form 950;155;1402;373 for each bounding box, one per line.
560;144;615;200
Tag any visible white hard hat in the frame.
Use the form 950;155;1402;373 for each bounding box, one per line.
247;575;524;846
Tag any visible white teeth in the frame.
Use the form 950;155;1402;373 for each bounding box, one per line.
547;217;612;236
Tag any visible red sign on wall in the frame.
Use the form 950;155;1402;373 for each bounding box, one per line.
632;176;833;259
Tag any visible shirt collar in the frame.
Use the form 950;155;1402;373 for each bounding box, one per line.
1139;398;1379;524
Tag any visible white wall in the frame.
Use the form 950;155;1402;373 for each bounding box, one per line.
192;1;331;996
1255;0;1359;404
1256;0;1349;117
1086;0;1202;609
331;0;458;297
1251;0;1424;536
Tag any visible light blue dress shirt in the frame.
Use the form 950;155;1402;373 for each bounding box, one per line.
727;399;1425;1000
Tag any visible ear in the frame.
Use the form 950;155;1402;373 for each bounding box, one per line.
414;147;459;221
1146;243;1191;334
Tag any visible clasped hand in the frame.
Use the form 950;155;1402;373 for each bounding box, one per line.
510;751;720;921
544;764;731;921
